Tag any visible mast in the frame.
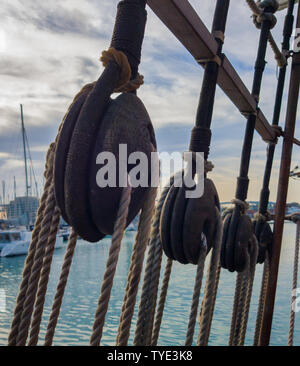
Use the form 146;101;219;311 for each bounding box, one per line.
20;104;29;198
14;176;17;200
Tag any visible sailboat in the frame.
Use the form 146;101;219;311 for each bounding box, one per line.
0;105;64;257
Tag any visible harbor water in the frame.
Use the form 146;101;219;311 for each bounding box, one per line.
0;222;299;346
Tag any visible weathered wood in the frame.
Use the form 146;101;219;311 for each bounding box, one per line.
147;0;277;142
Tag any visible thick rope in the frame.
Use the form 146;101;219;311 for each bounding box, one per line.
90;186;132;346
28;206;61;346
229;236;258;346
116;187;157;346
254;254;270;345
8;146;55;346
134;184;172;346
44;229;78;346
231;266;250;346
238;235;259;345
228;266;248;346
151;258;173;346
185;244;207;346
16;182;57;346
288;218;300;346
100;48;144;93
198;209;223;346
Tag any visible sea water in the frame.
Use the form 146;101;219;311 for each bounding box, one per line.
0;222;299;346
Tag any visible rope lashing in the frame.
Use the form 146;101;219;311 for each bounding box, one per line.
90;186;132;346
288;213;300;346
8;144;56;346
246;0;287;67
100;48;144;93
44;229;78;346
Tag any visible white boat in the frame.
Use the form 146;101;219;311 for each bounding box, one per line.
0;230;64;257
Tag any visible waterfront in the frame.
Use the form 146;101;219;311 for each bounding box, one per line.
0;223;299;346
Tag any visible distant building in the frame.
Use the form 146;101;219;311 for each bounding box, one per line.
6;196;39;226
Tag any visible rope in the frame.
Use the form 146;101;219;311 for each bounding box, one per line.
288;217;300;346
198;209;223;346
100;48;144;93
232;198;250;213
229;235;258;346
245;0;286;67
134;183;172;346
253;255;269;345
28;205;61;346
116;187;157;346
151;258;173;346
228;268;248;346
8;145;55;346
185;242;207;346
90;186;132;346
44;229;78;346
238;235;258;345
16;183;57;346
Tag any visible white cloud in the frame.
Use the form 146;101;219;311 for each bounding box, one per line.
0;0;299;203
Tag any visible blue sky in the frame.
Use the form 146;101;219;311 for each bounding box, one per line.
0;0;299;203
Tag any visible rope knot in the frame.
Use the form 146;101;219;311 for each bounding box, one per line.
100;47;144;93
232;198;250;214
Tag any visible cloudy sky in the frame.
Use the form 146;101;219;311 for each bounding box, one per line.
0;0;299;204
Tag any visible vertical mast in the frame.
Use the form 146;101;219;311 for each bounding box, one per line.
20;104;29;198
14;176;17;200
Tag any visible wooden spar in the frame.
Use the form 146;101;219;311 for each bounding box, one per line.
259;2;300;346
147;0;279;142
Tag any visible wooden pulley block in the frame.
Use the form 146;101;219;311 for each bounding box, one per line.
221;211;254;272
160;178;220;265
54;64;157;242
253;218;273;264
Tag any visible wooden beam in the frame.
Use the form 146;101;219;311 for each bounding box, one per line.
147;0;277;142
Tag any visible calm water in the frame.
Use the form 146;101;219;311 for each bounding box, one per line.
0;224;299;346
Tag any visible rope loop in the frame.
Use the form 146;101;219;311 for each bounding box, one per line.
100;47;144;93
231;198;250;214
